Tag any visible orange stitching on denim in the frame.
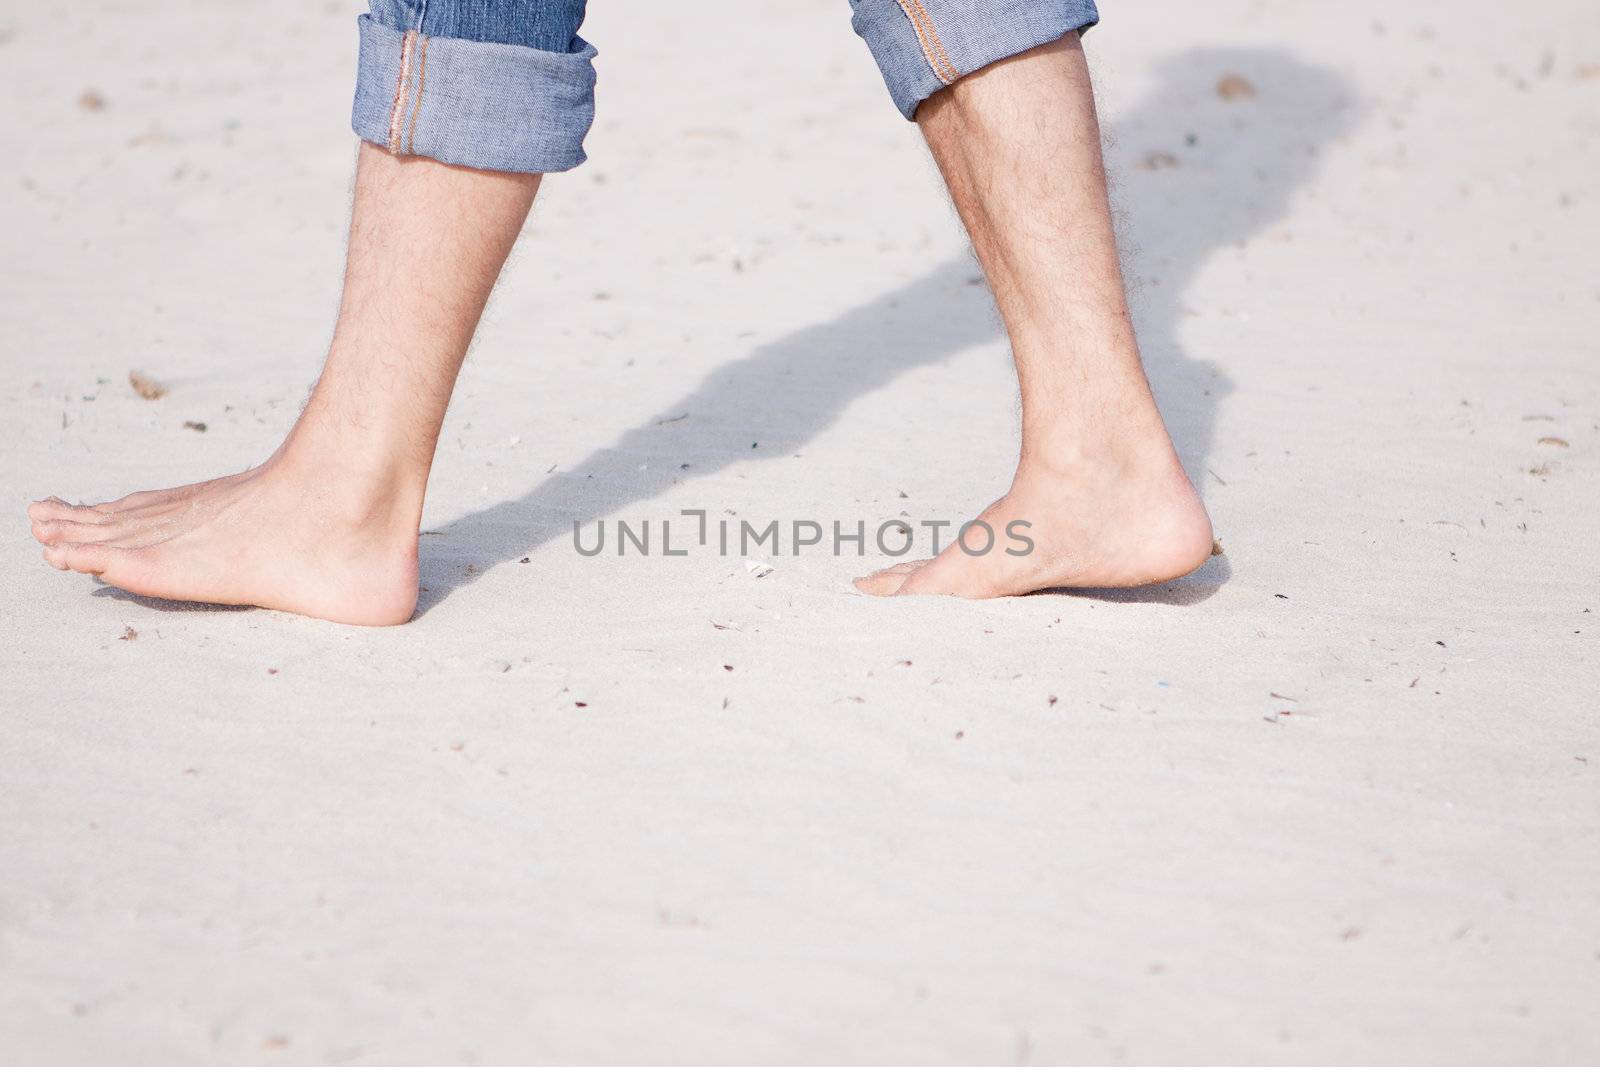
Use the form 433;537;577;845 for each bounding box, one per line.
895;0;958;85
894;1;944;81
386;30;417;153
915;1;959;83
404;34;429;155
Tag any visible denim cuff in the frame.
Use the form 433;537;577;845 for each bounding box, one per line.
351;14;597;174
851;0;1100;119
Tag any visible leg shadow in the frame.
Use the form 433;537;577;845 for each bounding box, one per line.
417;258;1001;611
420;46;1357;613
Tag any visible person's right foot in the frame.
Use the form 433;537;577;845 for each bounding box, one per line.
28;458;421;626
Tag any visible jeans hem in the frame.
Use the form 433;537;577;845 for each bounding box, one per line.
351;14;596;174
852;0;1100;120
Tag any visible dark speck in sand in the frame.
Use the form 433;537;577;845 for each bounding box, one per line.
118;626;138;641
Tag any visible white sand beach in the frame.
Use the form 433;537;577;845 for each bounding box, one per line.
2;1;1598;1063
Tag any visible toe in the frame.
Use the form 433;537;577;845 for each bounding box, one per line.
892;554;1001;598
42;541;120;577
93;486;189;513
42;541;170;601
853;559;929;596
32;518;69;546
100;472;245;514
28;498;105;523
31;517;118;546
97;489;166;513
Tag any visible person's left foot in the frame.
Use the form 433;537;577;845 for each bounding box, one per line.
854;445;1213;598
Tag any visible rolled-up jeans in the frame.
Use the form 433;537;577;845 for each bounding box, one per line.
352;1;1099;174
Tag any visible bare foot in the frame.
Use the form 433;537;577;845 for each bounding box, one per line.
28;457;421;626
854;446;1214;598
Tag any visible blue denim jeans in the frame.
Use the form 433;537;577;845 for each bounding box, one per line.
353;1;1099;173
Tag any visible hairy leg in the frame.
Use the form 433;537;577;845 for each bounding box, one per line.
857;34;1213;597
29;144;540;624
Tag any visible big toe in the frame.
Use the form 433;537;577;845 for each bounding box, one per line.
853;559;928;597
891;554;999;598
42;541;123;577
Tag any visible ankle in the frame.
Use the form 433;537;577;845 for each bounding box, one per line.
1018;415;1182;484
261;445;426;536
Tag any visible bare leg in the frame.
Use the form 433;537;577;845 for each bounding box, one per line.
28;144;539;625
856;34;1213;597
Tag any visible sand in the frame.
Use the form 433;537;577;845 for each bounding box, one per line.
3;1;1598;1063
